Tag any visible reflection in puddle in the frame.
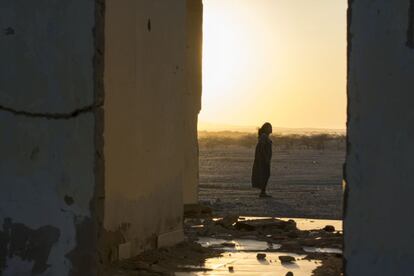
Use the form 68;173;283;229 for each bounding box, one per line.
197;237;342;255
175;252;321;276
303;247;342;254
197;237;280;251
184;237;341;275
180;217;342;275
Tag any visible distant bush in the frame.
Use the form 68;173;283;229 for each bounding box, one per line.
198;131;345;150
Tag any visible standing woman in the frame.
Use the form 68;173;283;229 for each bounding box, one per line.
252;122;273;198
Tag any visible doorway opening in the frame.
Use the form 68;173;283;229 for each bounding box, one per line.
193;0;347;274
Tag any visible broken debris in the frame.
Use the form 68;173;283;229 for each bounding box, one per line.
323;225;335;232
256;253;267;260
279;255;296;264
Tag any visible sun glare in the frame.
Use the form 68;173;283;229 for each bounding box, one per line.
200;0;347;131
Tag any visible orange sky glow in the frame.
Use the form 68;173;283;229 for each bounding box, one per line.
199;0;347;131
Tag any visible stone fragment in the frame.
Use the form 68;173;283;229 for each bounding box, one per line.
216;214;239;228
221;242;236;248
279;255;296;263
323;225;335;232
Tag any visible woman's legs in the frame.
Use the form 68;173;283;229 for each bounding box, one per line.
259;181;271;198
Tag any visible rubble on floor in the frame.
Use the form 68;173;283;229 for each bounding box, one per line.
185;215;343;255
111;211;343;275
109;241;222;276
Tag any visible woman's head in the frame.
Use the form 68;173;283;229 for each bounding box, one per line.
258;122;273;137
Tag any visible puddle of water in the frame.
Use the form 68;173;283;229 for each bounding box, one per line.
175;252;321;276
191;224;205;228
197;237;281;251
183;217;342;275
303;247;342;254
198;237;341;254
185;235;341;276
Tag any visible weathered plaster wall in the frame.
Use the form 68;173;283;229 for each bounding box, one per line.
0;1;104;275
104;0;201;259
345;0;414;274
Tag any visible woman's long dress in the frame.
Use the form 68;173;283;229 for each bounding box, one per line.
251;134;272;191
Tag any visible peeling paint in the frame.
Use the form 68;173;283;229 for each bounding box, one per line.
0;218;60;274
65;217;96;276
65;0;106;275
0;0;105;274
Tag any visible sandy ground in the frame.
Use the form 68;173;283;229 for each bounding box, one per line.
199;145;345;219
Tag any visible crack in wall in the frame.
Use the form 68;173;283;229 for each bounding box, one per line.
0;102;103;119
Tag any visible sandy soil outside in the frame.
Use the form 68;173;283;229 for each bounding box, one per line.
199;145;345;219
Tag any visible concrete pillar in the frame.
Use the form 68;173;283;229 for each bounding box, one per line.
0;0;200;274
104;0;193;260
0;1;104;275
345;0;414;274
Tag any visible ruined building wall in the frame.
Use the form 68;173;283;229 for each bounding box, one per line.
345;0;414;274
0;1;104;275
0;0;201;273
103;0;201;259
183;0;203;205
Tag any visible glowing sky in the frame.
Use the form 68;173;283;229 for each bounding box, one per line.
199;0;347;130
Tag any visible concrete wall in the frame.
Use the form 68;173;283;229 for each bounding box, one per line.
0;1;104;275
103;0;201;260
0;0;201;273
345;0;414;275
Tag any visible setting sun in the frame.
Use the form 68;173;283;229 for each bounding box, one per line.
200;0;347;131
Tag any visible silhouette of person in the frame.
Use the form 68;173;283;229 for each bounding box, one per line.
252;122;273;198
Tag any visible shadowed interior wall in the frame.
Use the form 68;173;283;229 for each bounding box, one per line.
104;0;200;259
0;1;104;275
345;0;414;274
